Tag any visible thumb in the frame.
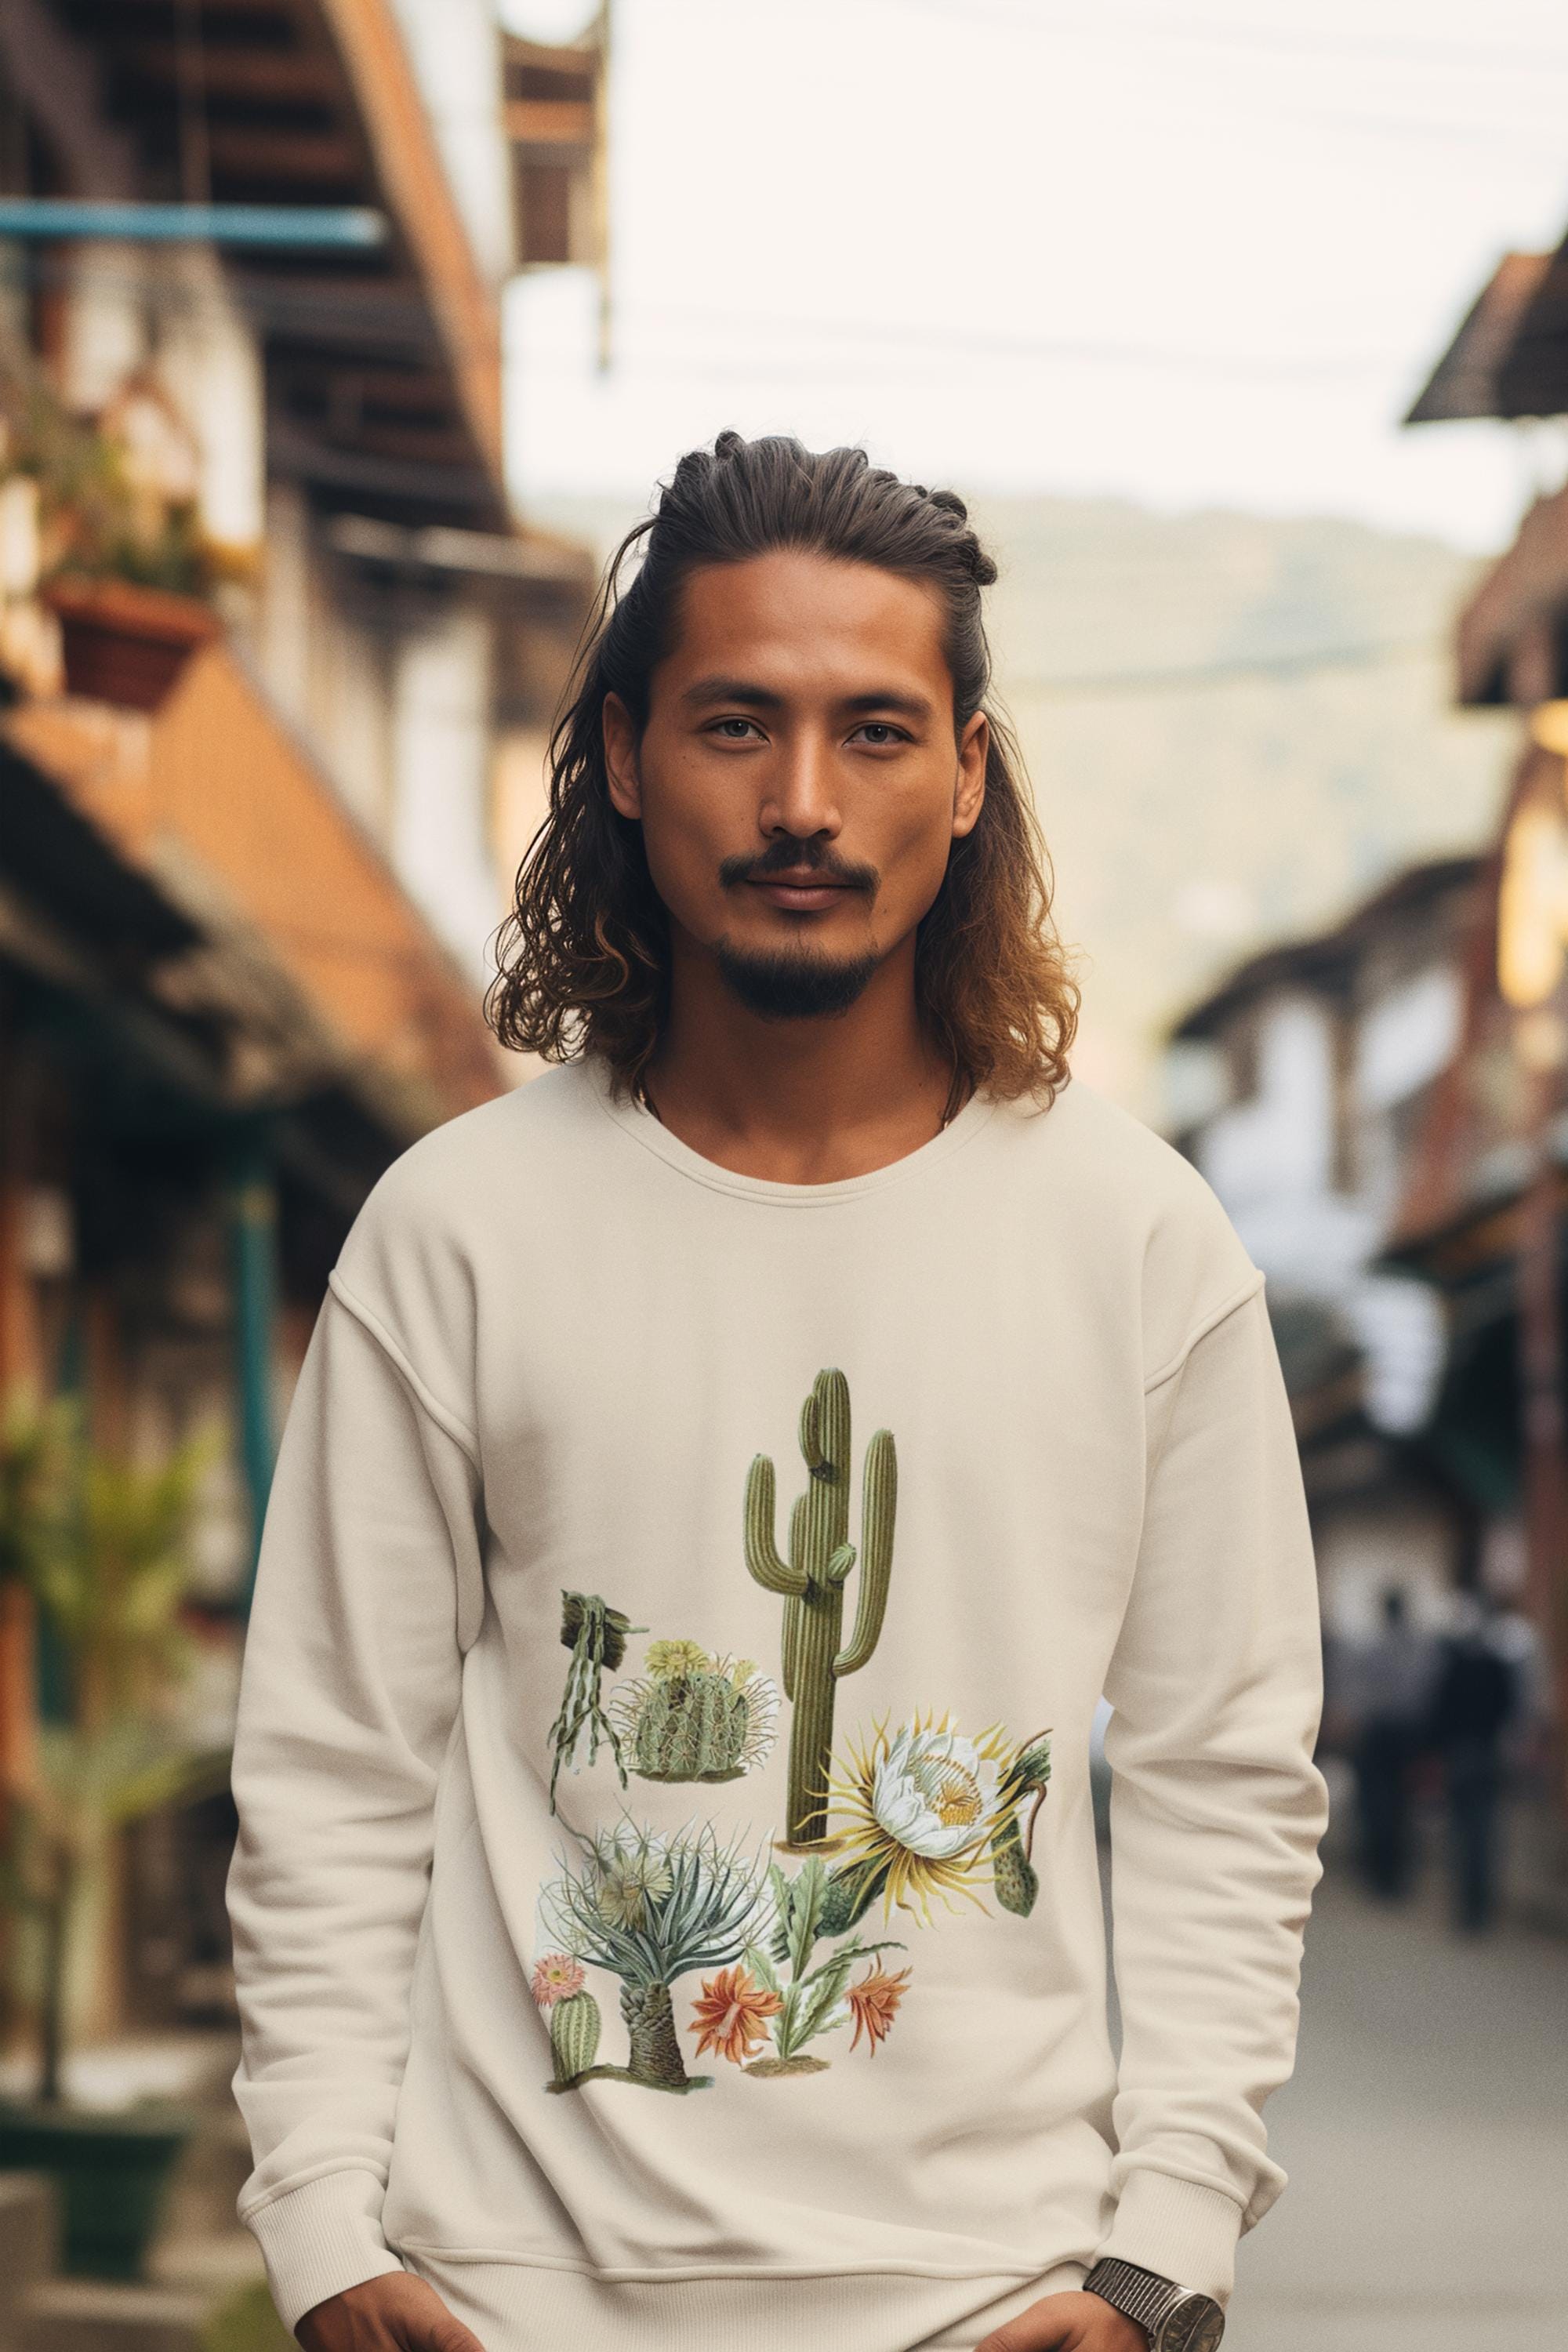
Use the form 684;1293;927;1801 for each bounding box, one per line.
393;2291;488;2352
412;2316;487;2352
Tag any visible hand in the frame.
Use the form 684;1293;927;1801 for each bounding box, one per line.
978;2288;1149;2352
295;2272;488;2352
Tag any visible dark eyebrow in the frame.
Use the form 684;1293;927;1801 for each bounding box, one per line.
841;690;934;721
680;677;935;721
681;675;786;710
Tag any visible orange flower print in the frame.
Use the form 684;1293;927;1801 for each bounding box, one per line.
691;1964;784;2064
846;1962;911;2056
531;1951;586;2008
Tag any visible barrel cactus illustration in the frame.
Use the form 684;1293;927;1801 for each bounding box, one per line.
549;1989;602;2085
743;1369;897;1849
609;1641;779;1784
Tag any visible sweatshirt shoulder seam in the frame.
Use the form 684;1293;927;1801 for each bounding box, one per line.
326;1268;481;1466
1142;1266;1266;1395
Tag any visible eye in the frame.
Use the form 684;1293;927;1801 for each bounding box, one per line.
850;721;911;747
706;716;764;742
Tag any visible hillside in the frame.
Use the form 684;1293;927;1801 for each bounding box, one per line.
529;491;1515;1119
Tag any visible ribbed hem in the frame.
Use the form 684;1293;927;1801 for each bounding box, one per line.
241;2169;408;2335
1094;2169;1246;2305
401;2249;1090;2352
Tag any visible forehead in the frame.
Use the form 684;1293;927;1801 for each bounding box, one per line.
657;550;950;700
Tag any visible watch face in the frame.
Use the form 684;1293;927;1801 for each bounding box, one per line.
1160;2295;1225;2352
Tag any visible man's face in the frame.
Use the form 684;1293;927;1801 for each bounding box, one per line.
602;549;988;1018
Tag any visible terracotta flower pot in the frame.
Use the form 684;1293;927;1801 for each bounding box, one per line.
41;575;220;713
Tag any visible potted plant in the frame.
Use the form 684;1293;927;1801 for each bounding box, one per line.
0;361;227;710
0;1391;233;2279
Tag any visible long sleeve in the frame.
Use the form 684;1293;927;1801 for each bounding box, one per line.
1094;1276;1329;2305
225;1276;485;2334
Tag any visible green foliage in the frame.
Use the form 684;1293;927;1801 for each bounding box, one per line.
549;1989;601;2083
610;1646;776;1784
540;1815;768;1992
0;363;217;598
745;1856;905;2067
0;1390;232;2102
546;1591;647;1811
990;1733;1051;1917
198;2278;296;2352
742;1370;898;1845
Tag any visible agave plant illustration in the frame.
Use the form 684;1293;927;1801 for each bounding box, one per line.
608;1641;780;1784
818;1708;1053;1932
728;1853;908;2077
538;1813;772;2092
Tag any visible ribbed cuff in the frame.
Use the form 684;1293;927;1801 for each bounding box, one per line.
241;2168;408;2336
1094;2169;1246;2306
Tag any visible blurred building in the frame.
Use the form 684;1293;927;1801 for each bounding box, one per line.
0;0;603;2039
1162;211;1568;1903
1392;205;1568;1849
1163;857;1488;1646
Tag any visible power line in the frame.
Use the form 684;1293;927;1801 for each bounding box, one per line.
1007;637;1442;696
892;0;1568;79
0;249;1401;386
880;0;1568;151
609;303;1403;383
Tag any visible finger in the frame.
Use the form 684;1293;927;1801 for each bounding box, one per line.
978;2293;1078;2351
397;2307;488;2352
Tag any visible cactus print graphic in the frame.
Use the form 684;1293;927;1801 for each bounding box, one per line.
528;1370;1051;2101
535;1815;773;2092
743;1368;898;1849
546;1592;648;1813
820;1709;1052;1929
731;1851;909;2077
608;1642;780;1784
689;1964;782;2064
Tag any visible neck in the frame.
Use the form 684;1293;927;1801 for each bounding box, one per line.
637;927;962;1184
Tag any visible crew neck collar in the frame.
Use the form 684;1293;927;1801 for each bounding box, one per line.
584;1051;1000;1205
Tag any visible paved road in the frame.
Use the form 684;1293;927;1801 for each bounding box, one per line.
1227;1847;1568;2352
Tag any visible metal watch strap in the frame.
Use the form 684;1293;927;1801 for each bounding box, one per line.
1083;2257;1185;2342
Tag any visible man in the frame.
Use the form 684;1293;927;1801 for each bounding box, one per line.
1340;1585;1439;1902
226;433;1327;2352
1425;1591;1522;1934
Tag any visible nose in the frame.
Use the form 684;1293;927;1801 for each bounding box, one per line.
759;728;842;844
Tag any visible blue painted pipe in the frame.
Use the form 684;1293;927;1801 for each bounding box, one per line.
0;200;387;250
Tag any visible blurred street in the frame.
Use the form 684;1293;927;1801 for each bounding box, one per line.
1230;1851;1568;2352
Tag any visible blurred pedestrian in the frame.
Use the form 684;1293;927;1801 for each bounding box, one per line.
1343;1585;1439;1902
1425;1592;1523;1934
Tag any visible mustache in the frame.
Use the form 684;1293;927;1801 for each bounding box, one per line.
718;838;880;892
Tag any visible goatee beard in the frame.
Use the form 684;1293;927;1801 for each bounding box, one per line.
713;938;881;1020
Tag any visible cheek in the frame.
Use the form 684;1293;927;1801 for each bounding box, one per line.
634;756;737;911
871;778;961;897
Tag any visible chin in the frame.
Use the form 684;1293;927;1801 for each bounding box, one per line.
713;936;882;1021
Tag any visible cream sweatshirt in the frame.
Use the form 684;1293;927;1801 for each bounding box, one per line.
225;1054;1328;2352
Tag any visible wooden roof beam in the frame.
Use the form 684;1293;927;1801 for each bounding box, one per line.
121;42;342;103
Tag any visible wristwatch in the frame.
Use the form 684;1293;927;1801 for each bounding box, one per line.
1083;2256;1225;2351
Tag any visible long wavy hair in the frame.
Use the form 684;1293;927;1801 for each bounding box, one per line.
487;431;1080;1104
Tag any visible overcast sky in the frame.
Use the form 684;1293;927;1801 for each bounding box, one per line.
498;0;1568;549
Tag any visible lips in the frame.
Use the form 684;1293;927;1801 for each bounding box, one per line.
747;874;854;911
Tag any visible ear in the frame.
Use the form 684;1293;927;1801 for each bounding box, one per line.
952;710;988;840
603;692;643;821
